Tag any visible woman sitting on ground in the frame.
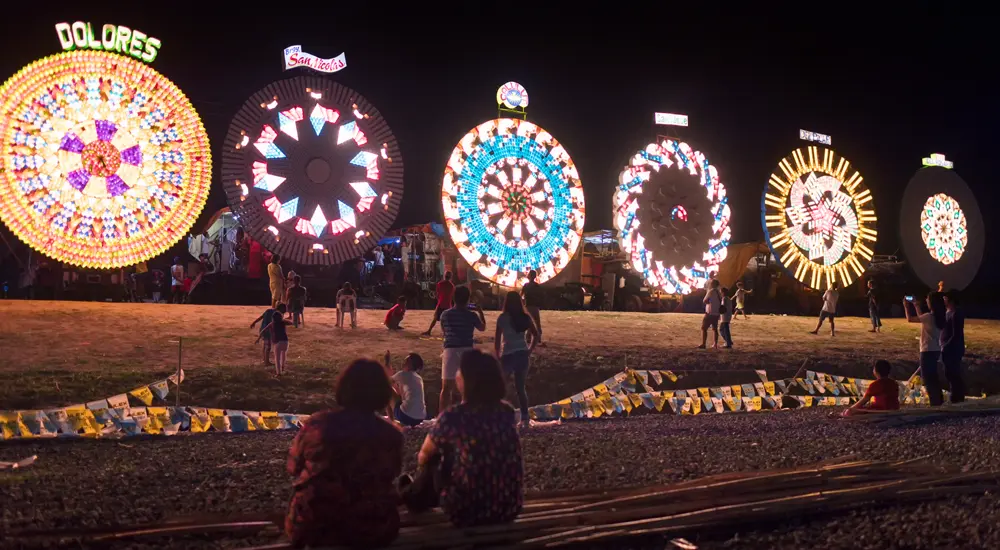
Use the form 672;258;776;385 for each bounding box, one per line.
286;360;403;548
402;349;523;527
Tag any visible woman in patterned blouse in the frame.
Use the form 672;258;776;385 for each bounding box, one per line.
285;359;403;548
401;349;524;527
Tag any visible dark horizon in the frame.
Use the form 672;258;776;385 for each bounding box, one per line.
0;6;994;292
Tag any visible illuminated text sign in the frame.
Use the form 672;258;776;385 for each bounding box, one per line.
922;153;953;169
654;112;689;127
55;22;161;63
496;81;529;109
283;46;347;73
799;129;831;145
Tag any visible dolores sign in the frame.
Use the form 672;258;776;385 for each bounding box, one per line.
283;45;347;73
55;22;161;63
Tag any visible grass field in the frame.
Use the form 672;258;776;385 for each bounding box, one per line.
1;300;999;414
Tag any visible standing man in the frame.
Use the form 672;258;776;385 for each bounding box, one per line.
521;270;545;345
810;282;840;336
867;280;882;333
699;279;723;349
421;271;455;336
439;286;486;414
170;256;185;304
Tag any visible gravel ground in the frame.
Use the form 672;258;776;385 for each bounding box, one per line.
4;409;1000;549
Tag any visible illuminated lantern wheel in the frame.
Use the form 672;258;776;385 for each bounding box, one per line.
222;76;403;264
613;140;731;295
441;118;585;287
900;165;983;290
0;51;211;268
762;146;877;290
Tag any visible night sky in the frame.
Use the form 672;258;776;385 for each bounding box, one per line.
1;6;994;290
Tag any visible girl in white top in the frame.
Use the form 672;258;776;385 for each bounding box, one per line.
903;292;947;406
385;350;426;427
810;282;840;336
494;291;539;428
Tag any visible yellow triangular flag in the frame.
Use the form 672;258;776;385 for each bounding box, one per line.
129;386;155;406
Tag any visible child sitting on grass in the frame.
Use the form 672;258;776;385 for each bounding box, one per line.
844;359;900;416
384;350;426;427
384;295;407;330
250;303;286;367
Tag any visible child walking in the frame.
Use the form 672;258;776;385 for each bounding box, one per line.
285;275;307;328
720;287;734;348
731;281;752;320
256;309;291;375
385;295;407;330
251;303;286;368
384;350;426;427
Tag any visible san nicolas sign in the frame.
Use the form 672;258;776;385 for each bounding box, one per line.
282;46;347;73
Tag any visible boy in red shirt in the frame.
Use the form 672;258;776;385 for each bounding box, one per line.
385;296;407;331
844;360;900;416
421;272;454;336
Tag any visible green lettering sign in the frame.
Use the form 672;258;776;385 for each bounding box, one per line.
55;22;161;63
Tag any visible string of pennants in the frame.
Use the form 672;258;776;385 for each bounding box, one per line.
528;368;936;422
0;370;310;441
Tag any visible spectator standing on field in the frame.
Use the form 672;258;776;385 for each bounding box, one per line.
286;275;307;328
867;280;882;333
170;257;185;303
268;255;284;309
439;286;486;414
520;270;545;344
719;287;734;349
422;272;455;336
494;291;539;428
941;290;966;403
904;291;947;406
699;279;723;349
810;282;840;336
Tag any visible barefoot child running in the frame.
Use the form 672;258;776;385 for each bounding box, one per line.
731;281;752;320
250;303;286;367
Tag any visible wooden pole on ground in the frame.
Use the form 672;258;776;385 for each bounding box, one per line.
176;337;182;408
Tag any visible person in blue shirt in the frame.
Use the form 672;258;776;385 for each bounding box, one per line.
438;286;485;414
941;289;966;403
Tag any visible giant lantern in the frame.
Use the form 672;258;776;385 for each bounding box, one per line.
613;136;731;296
899;154;983;290
222;47;402;264
441;82;585;287
0;22;212;268
762;139;877;290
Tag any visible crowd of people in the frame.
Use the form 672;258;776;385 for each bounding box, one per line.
249;264;971;548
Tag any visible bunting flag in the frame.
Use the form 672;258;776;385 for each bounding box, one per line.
527;368;950;422
0;370;309;441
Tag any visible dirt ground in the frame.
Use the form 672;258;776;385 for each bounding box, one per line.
1;300;998;415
